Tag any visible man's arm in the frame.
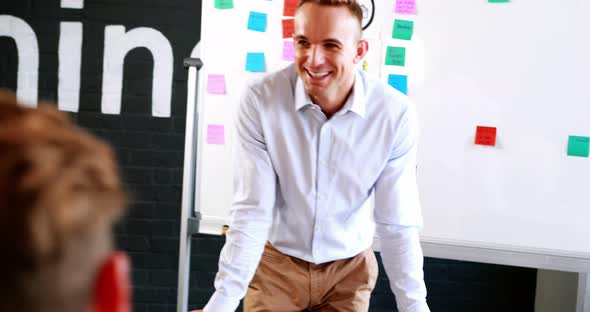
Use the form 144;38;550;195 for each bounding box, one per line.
202;90;276;312
373;103;430;312
376;225;429;312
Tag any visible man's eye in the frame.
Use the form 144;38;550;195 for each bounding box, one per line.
324;43;339;49
297;40;310;47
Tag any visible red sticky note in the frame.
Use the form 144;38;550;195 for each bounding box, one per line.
475;126;497;146
283;0;297;16
282;19;294;38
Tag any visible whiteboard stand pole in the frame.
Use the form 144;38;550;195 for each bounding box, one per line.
577;273;590;312
177;57;203;312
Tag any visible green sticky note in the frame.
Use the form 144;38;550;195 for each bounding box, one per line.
215;0;233;9
392;20;414;40
567;135;590;157
385;46;406;66
488;0;509;2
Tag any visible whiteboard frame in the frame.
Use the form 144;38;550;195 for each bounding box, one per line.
417;238;590;273
177;58;203;312
197;213;590;272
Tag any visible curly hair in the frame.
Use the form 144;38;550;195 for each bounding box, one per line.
0;90;127;312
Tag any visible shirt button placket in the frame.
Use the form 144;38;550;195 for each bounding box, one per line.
313;123;330;261
317;123;331;209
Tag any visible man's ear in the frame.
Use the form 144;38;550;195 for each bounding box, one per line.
92;252;131;312
354;39;369;64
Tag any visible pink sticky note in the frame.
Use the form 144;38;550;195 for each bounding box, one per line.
282;41;295;61
206;124;225;145
395;0;416;14
207;74;226;94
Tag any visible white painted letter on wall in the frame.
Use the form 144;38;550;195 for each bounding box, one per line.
58;22;82;112
0;15;39;107
102;25;174;117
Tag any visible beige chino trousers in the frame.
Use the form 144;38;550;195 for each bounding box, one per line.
244;242;379;312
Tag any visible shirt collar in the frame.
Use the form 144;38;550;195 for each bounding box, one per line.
294;76;313;111
294;69;367;118
345;69;366;118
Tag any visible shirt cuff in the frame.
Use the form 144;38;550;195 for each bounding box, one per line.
203;291;242;312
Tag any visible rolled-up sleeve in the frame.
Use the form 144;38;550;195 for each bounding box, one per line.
204;90;276;312
373;103;430;312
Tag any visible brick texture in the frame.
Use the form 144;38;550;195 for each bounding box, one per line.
0;1;536;311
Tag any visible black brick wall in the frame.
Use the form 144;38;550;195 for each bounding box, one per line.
1;1;536;311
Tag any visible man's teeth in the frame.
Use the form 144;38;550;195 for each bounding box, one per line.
308;71;329;78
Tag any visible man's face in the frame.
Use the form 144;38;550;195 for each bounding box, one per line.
293;3;366;104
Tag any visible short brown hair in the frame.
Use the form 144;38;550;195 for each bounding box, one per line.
0;90;127;311
297;0;363;33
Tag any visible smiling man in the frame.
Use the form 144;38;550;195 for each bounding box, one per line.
292;0;366;119
196;0;430;311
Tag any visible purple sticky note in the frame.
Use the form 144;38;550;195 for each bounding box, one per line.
395;0;416;14
207;74;226;94
206;124;225;145
282;41;295;61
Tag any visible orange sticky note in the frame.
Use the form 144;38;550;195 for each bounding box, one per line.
475;126;497;146
282;19;294;38
283;0;297;16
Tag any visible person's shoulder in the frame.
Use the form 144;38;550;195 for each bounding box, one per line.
246;64;297;100
362;70;412;118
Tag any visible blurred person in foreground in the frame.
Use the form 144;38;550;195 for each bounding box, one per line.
0;90;131;312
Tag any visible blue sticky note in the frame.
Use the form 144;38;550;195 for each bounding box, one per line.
246;52;265;72
388;74;408;94
247;11;267;32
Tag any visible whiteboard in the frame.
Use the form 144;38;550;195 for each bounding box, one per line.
193;0;590;262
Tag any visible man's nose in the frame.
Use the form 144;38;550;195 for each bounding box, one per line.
307;45;325;66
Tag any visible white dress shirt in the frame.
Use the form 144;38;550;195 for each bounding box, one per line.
204;64;430;312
